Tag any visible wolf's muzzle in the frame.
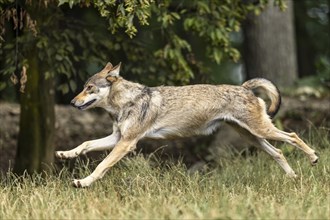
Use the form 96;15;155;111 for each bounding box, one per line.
70;99;76;107
71;98;97;110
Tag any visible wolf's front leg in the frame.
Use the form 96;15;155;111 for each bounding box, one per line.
73;139;137;187
55;132;120;159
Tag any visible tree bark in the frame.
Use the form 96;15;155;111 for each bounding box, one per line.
243;0;298;87
14;50;55;174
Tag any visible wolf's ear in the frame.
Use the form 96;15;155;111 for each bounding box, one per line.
106;62;121;83
102;62;113;72
109;62;121;76
100;62;113;76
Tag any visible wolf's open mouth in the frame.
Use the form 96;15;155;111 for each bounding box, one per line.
77;99;97;110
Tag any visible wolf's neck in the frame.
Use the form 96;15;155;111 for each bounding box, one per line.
104;78;145;114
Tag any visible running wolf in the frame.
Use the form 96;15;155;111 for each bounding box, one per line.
55;62;319;187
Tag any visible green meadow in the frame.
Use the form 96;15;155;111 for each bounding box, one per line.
1;128;329;219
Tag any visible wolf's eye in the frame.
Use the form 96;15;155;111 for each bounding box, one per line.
86;85;93;91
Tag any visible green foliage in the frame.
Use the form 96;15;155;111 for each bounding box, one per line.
291;54;330;92
305;0;330;81
0;4;114;93
294;0;330;79
182;1;243;63
0;0;287;91
59;0;154;37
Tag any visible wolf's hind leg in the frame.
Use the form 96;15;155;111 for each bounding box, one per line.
55;132;120;159
229;123;296;177
257;138;297;177
265;129;318;165
240;108;318;165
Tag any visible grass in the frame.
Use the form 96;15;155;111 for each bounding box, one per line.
1;129;329;219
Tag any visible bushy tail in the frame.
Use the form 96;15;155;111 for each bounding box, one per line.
242;78;281;118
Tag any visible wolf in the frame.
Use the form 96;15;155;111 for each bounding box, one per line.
55;62;319;187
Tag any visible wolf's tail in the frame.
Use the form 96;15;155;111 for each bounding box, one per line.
242;78;281;118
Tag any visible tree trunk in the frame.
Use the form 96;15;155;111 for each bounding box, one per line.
14;50;55;174
243;0;298;87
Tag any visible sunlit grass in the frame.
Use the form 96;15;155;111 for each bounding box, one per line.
1;128;329;219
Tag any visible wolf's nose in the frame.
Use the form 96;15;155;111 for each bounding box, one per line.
70;99;76;106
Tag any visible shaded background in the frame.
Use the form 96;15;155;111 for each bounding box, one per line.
0;0;329;174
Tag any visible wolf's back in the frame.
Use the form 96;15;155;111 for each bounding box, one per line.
242;78;281;118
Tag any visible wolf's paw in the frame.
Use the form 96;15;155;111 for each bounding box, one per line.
55;151;65;159
72;179;82;188
72;176;95;188
310;152;319;166
286;172;298;179
55;151;69;160
55;151;78;160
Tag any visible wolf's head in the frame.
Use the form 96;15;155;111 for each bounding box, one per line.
71;62;121;110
